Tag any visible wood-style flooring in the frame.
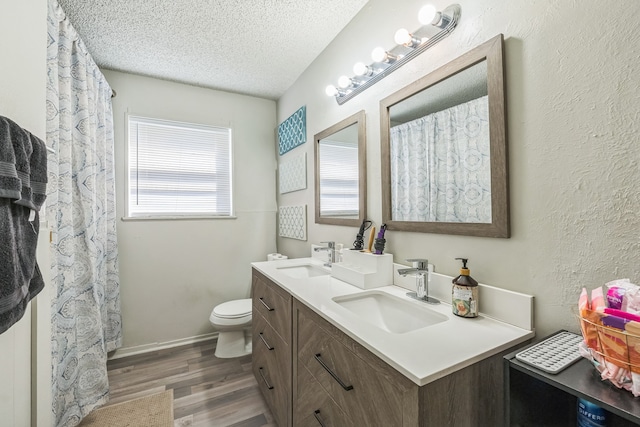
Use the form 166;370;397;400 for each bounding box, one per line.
105;339;276;427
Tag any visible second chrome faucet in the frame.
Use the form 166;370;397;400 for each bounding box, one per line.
314;241;336;267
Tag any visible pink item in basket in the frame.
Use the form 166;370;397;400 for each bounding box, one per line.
607;287;627;310
604;308;640;323
591;287;605;312
605;279;636;309
579;287;590;315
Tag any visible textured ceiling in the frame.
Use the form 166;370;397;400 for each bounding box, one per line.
57;0;369;100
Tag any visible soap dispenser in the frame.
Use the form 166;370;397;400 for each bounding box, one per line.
452;258;479;318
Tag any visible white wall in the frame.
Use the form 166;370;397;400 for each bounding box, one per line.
277;0;640;339
104;70;278;351
0;0;48;425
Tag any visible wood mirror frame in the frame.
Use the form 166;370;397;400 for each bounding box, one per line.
315;110;366;227
380;34;509;237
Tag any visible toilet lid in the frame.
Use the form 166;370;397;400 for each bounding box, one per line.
213;298;252;319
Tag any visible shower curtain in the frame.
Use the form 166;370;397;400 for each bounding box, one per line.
46;1;122;425
390;95;491;223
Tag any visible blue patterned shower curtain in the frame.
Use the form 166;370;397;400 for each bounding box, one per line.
390;95;492;223
46;1;122;425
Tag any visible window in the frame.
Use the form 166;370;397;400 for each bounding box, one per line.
127;116;232;218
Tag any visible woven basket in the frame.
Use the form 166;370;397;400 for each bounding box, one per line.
579;309;640;374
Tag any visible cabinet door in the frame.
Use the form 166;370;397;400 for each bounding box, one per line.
295;363;353;427
252;270;291;343
297;307;406;426
252;312;290;427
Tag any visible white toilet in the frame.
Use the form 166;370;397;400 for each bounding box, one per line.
209;298;253;358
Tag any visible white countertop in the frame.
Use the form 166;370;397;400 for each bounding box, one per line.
252;257;535;386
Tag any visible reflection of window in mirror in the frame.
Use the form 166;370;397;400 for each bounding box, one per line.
319;138;359;217
314;110;366;227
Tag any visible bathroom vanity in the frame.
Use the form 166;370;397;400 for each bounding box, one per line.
251;258;534;427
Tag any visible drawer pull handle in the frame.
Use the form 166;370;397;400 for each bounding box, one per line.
259;297;274;311
259;332;274;350
313;410;327;427
314;353;354;391
258;367;274;390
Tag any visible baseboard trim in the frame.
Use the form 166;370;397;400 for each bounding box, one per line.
108;332;219;360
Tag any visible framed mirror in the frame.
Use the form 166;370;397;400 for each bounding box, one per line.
315;110;366;226
380;34;509;237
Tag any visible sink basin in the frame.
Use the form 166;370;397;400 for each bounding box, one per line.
276;264;330;279
332;291;448;334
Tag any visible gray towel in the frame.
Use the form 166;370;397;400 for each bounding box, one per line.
0;200;44;333
0;116;25;201
0;115;47;335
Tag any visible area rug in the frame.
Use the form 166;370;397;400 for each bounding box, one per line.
79;389;174;427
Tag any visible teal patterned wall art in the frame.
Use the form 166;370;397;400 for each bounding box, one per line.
278;106;306;155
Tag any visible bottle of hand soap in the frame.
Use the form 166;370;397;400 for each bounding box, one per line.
452;258;478;318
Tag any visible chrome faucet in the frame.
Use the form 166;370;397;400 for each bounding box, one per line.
398;258;439;304
314;241;336;267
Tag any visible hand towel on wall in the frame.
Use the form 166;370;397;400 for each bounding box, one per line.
0;115;47;335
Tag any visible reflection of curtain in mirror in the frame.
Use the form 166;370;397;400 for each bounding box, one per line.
390;95;491;223
319;140;359;217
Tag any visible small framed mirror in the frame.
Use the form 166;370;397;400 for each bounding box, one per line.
315;110;366;226
381;34;509;237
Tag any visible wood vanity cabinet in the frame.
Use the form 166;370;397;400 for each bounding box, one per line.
252;268;292;427
252;268;514;427
294;300;415;426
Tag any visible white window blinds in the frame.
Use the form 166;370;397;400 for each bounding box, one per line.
318;140;359;216
127;116;232;217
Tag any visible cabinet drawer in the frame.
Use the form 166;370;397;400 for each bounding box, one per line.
297;308;404;426
253;311;289;362
252;271;291;343
295;362;353;427
252;316;290;427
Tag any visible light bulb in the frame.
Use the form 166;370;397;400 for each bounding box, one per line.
338;75;352;89
371;47;397;63
394;28;411;45
394;28;421;48
325;85;338;97
371;47;387;62
353;62;369;76
418;4;440;25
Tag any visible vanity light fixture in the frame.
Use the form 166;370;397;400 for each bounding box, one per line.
326;3;461;105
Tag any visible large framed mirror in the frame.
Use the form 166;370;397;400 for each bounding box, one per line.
315;110;366;226
381;34;509;237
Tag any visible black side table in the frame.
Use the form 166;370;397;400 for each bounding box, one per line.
504;332;640;426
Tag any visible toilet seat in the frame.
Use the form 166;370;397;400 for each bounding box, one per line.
213;298;252;319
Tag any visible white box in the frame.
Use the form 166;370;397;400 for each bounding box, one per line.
331;251;394;289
